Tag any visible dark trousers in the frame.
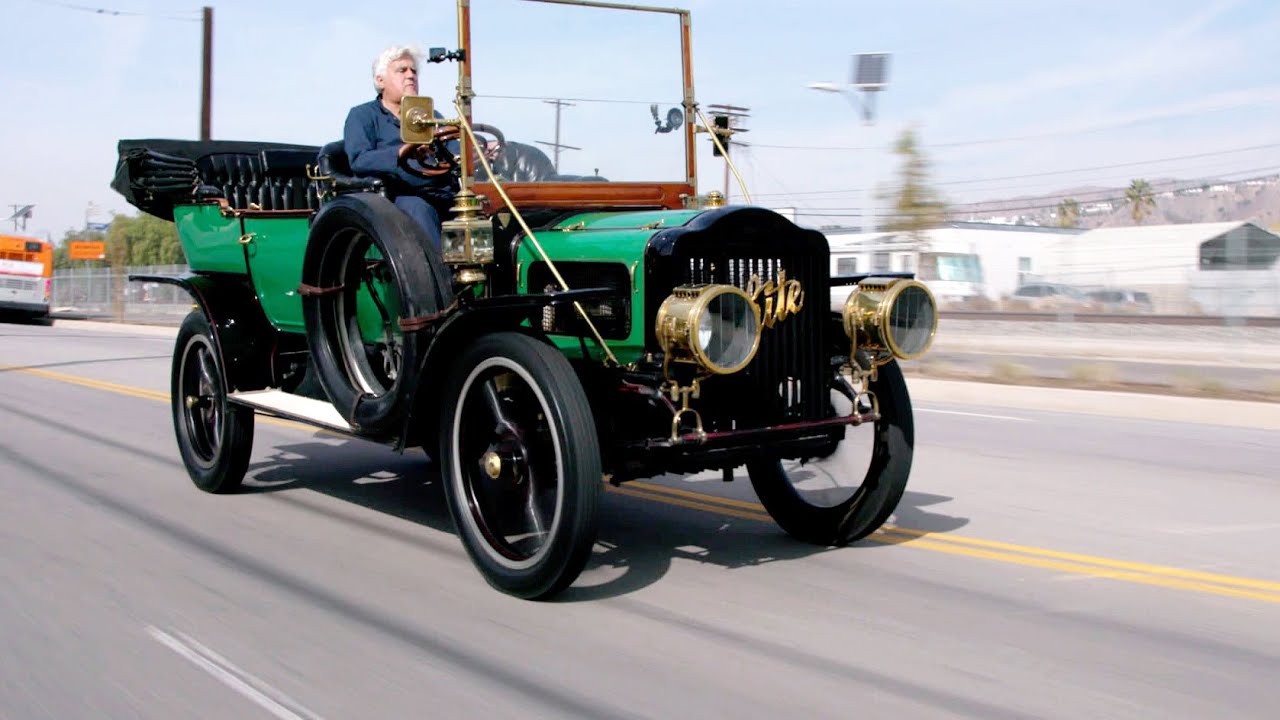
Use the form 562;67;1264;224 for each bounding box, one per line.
392;195;452;251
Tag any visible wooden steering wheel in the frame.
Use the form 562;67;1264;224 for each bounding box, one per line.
397;124;507;179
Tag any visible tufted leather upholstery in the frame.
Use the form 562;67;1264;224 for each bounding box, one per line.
196;149;320;211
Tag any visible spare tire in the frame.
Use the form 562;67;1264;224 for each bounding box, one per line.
301;193;453;435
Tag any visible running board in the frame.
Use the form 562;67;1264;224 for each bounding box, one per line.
228;389;354;434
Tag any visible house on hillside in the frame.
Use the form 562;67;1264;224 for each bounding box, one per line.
1043;221;1280;314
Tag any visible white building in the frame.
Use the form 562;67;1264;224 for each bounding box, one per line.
825;222;1081;306
1043;221;1280;314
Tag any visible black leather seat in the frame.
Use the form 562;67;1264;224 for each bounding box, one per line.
197;150;320;211
316;141;384;197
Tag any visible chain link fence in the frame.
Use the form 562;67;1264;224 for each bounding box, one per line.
52;264;194;325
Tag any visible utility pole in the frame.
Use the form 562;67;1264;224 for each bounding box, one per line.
7;205;33;233
200;6;213;141
536;99;579;172
707;104;750;200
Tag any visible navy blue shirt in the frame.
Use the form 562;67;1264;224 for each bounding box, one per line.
343;96;458;200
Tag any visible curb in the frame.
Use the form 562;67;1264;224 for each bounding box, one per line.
908;377;1280;430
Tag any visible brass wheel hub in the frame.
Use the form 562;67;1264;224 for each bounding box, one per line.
481;450;503;480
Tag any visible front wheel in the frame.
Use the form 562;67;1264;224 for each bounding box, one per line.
439;332;601;600
171;310;255;493
747;360;914;546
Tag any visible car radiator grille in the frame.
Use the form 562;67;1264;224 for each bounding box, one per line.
678;252;830;429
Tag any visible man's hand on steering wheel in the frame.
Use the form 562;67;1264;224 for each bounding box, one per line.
397;125;461;178
396;123;507;180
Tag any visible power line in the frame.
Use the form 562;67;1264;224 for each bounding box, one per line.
933;144;1280;188
748;143;1280;199
792;169;1280;219
26;0;199;21
945;167;1280;213
752;98;1280;152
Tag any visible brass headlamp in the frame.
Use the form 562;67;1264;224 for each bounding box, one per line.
655;285;762;375
842;277;938;361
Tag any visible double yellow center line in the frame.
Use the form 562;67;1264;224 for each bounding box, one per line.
11;364;1280;604
613;480;1280;604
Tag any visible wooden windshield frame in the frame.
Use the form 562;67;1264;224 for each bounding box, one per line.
457;0;698;212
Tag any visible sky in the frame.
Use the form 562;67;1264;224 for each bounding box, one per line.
2;0;1280;240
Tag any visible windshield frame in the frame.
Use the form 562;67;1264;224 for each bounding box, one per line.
456;0;698;213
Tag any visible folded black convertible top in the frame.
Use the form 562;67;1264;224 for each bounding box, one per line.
111;138;321;220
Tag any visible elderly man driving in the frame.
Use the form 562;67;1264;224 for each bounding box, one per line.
343;45;457;249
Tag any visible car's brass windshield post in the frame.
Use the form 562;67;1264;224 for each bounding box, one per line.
453;99;622;368
456;0;475;187
680;9;697;189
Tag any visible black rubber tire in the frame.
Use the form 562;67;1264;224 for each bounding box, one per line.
439;332;601;600
171;310;255;493
301;193;452;435
747;360;915;546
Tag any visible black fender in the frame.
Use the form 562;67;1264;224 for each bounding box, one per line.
395;287;613;452
129;272;279;392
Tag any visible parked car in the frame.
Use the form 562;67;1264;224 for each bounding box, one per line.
111;0;940;600
1086;288;1153;312
1007;282;1089;310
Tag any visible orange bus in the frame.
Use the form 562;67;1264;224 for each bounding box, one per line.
0;235;53;322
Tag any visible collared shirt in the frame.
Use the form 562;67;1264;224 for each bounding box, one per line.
342;96;458;199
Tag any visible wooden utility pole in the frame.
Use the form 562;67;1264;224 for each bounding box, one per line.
537;99;580;172
200;6;213;140
707;104;750;201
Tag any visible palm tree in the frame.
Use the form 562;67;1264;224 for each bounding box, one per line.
1056;198;1080;228
1125;179;1157;225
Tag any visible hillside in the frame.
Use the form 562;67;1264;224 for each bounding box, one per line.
951;175;1280;231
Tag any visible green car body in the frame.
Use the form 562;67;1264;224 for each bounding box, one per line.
113;0;940;600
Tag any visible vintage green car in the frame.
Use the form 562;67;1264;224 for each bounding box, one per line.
111;0;938;599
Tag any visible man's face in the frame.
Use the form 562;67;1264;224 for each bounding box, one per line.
377;56;418;104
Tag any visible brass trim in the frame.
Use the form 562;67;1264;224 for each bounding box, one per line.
745;270;804;328
454;100;621;367
237;233;256;245
695;108;751;204
841;277;938;362
655;284;762;376
481;450;502;479
454;267;488;285
399;95;441;144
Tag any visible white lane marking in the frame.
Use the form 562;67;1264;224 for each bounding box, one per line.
147;626;323;720
916;408;1033;422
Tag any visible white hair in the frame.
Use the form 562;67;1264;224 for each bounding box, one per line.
372;45;421;90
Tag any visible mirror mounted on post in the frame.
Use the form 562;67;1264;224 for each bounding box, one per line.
399;96;440;144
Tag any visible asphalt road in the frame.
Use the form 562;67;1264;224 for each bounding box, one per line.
2;320;1279;719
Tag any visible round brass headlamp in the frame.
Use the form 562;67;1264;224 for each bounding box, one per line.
842;277;938;360
655;285;762;375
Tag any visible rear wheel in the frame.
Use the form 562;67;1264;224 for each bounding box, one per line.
747;360;914;545
171;310;254;493
439;332;601;600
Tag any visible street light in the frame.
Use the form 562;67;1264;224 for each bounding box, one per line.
808;52;890;124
